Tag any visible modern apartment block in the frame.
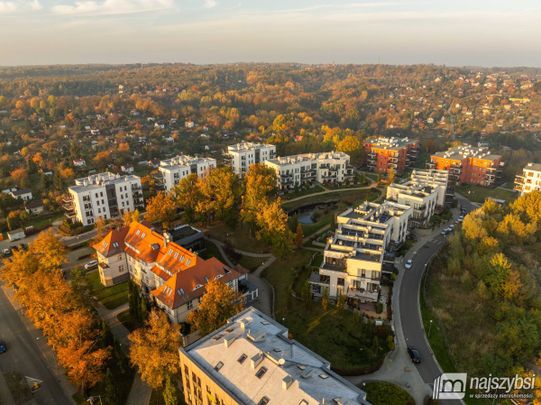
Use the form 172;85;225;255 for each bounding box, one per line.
93;221;247;322
385;169;450;226
179;307;369;405
409;168;451;207
264;151;354;192
429;144;504;186
225;142;276;176
514;163;541;195
159;155;217;191
64;172;144;226
363;136;418;174
309;201;411;305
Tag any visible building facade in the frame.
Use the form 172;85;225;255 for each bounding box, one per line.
93;221;246;322
409;168;450;207
363;136;418;174
64;172;144;226
429;144;504;186
309;201;411;305
264;151;354;192
159;155;217;191
385;183;437;227
225;142;276;177
515;163;541;195
179;307;369;405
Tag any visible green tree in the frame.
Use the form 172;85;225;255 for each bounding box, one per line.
162;374;180;405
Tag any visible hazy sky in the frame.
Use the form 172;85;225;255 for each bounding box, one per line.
1;0;541;66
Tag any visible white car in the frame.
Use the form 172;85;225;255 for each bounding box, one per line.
404;259;413;269
84;260;98;270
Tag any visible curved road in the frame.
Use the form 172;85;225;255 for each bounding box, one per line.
399;196;477;387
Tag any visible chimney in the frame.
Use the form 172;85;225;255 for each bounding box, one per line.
282;376;294;390
163;231;172;246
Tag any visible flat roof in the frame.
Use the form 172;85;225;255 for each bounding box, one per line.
524;162;541;172
159;155;216;169
227;141;275;153
182;307;368;405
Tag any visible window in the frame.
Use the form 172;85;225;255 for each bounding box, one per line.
257;397;270;405
187;300;193;310
255;367;267;379
237;354;247;364
214;361;224;371
337;278;345;286
119;265;125;273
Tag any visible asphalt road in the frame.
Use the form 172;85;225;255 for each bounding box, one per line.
0;287;72;404
399;196;477;386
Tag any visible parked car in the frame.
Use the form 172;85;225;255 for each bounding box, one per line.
404;259;413;269
0;341;7;354
407;346;422;364
84;260;98;270
2;248;12;257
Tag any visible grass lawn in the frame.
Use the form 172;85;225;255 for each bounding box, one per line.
362;381;414;405
282;187;381;211
199;239;227;263
281;183;326;200
117;309;143;332
237;255;264;272
455;184;517;204
299;211;334;236
206;223;270;254
263;249;392;374
86;270;129;309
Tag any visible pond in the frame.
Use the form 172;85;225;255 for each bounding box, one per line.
297;210;316;224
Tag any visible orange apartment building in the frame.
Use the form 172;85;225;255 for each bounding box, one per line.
429;144;503;186
363;136;418;174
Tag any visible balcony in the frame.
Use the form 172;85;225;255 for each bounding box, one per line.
346;287;379;302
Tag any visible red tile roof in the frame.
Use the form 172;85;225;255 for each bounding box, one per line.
95;221;243;309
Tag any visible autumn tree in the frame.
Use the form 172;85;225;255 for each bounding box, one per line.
196;167;240;225
255;199;294;257
129;310;181;389
10;167;29;188
173;173;202;222
144;191;177;228
295;223;304;249
187;279;243;335
240;164;277;224
28;229;67;273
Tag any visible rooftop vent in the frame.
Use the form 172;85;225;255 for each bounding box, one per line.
250;353;264;370
282;375;294;390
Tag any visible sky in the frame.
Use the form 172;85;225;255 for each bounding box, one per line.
1;0;541;67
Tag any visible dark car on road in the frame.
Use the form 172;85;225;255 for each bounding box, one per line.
407;346;421;364
0;341;7;354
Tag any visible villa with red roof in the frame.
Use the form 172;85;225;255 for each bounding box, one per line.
93;221;247;323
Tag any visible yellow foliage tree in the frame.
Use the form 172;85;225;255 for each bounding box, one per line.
187;279;243;335
129;311;181;389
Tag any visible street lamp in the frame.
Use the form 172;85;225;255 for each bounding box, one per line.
87;396;103;405
428;319;433;337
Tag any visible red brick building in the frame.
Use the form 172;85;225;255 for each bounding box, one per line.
429;144;503;186
363;137;418;174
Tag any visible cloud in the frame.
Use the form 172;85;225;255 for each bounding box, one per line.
203;0;216;8
52;0;173;15
30;0;41;10
0;1;16;12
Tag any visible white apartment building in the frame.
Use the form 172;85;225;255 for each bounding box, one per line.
264;151;353;192
386;183;437;227
515;163;541;195
64;172;144;226
180;307;369;405
158;155;217;191
225;142;276;176
309;201;411;305
409;168;450;207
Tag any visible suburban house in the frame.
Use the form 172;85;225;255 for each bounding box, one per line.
515;163;541;195
179;307;369;405
309;201;412;306
2;187;33;201
158;155;217;191
263;151;354;192
93;221;248;323
225;142;276;177
63;172;144;226
24;199;45;215
429;144;504;186
363;136;418;174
